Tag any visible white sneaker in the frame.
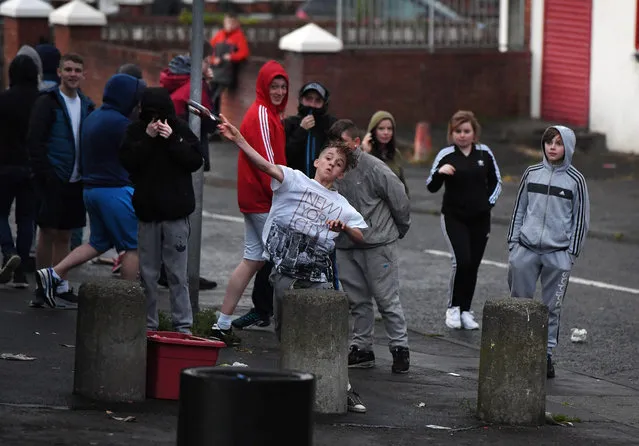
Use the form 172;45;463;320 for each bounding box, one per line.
461;311;479;330
445;306;462;329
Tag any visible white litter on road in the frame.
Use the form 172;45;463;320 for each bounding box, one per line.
0;353;36;361
570;328;588;343
426;424;452;430
424;249;639;295
447;372;461;377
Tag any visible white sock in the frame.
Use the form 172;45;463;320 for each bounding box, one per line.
56;280;69;294
216;313;233;330
51;269;62;281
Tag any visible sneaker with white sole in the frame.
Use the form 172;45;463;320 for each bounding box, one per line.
35;267;61;308
0;254;21;284
445;306;462;329
347;387;366;413
460;311;479;330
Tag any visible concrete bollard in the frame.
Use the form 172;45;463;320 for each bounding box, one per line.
477;298;549;425
73;279;147;402
280;289;349;414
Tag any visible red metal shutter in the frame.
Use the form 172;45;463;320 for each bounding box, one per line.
541;0;592;127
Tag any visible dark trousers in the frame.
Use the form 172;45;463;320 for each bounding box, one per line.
0;166;35;264
251;261;274;318
440;212;490;312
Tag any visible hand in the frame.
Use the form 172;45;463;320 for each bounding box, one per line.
146;119;159;138
204;67;214;81
361;133;373;153
212;57;221;66
300;115;315;130
217;114;245;144
157;119;173;139
438;164;456;175
327;220;347;233
223;53;231;62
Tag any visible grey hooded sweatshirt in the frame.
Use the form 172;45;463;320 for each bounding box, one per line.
507;125;590;257
16;45;50;91
335;147;411;249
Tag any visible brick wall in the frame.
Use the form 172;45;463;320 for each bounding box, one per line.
57;40;530;135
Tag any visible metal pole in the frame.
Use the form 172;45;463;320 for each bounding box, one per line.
428;1;435;53
498;0;509;52
187;0;205;314
336;0;343;41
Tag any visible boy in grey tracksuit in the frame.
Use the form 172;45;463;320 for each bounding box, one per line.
507;125;590;379
330;119;412;374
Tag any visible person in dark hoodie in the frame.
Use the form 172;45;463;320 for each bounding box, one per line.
159;41;215;171
0;55;41;288
34;74;145;308
507;125;590;379
35;43;61;91
120;87;203;334
28;53;94;308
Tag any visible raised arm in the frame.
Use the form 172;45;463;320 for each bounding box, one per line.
218;114;283;183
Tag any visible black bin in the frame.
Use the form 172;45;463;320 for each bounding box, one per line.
177;367;315;446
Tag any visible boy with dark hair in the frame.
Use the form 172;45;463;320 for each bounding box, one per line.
120;87;203;333
507;125;590;379
217;114;368;413
329;119;412;374
28;53;94;307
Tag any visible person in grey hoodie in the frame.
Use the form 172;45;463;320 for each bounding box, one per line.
507;125;590;379
329;119;412;374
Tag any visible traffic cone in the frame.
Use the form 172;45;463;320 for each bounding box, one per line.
413;121;432;163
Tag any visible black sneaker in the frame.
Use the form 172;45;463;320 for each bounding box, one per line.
199;277;218;290
232;308;270;329
55;289;78;309
547;354;555;379
210;324;241;346
347;387;366;413
12;267;29;289
391;346;410;374
0;254;21;284
348;345;375;369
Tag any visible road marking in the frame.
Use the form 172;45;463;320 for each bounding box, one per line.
202;210;244;224
424;249;639;295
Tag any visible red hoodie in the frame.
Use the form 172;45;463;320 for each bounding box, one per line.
159;68;211;118
237;60;288;214
209;27;250;63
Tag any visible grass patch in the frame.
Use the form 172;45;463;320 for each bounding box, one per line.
158;308;218;337
552;413;581;423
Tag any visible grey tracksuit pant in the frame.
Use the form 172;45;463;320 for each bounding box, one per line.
139;218;193;333
337;242;409;351
508;243;573;355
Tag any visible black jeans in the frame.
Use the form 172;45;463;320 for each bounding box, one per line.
251;261;274;318
0;166;35;264
441;212;490;312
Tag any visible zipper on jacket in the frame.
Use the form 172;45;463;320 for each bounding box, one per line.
538;168;554;248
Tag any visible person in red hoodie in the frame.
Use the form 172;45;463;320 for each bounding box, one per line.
208;11;249;114
210;60;288;346
159;41;215;171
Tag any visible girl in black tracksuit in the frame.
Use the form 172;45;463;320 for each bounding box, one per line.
426;111;502;330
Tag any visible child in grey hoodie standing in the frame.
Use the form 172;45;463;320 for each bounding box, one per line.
507;125;590;379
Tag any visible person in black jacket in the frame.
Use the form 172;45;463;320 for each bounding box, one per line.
120;87;203;333
0;55;41;288
426;110;502;331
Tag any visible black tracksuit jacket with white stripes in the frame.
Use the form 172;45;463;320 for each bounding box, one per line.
426;143;502;219
507;126;590;257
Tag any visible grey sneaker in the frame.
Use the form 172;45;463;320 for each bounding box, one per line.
347;388;366;413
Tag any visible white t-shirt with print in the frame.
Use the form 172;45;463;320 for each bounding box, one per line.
263;165;367;282
61;91;82;183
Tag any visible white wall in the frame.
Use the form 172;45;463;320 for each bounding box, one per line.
589;0;639;153
529;0;544;118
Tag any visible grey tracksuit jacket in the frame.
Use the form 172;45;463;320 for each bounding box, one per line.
507;126;590;257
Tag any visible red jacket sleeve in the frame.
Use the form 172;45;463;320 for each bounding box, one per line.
230;31;250;63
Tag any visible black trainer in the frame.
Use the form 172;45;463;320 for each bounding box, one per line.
232;308;270;329
348;345;375;369
547;354;555;379
12;267;29;289
210;324;242;346
391;346;410;374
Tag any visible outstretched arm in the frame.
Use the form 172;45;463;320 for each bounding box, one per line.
218;114;284;183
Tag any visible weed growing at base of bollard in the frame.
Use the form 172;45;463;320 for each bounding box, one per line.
157;309;218;337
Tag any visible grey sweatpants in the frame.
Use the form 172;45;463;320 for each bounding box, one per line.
139;218;193;333
508;244;573;355
337;242;409;351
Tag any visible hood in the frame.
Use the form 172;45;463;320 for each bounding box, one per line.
139;87;177;125
8;54;39;88
16;45;42;80
297;81;330;117
103;74;146;117
367;110;396;133
34;44;61;82
255;60;289;114
168;55;192;75
541;125;575;171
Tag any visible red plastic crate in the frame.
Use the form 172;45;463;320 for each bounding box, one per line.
146;331;226;400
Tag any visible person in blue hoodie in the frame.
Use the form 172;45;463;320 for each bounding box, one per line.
507;125;590;379
33;74;144;308
28;53;94;308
